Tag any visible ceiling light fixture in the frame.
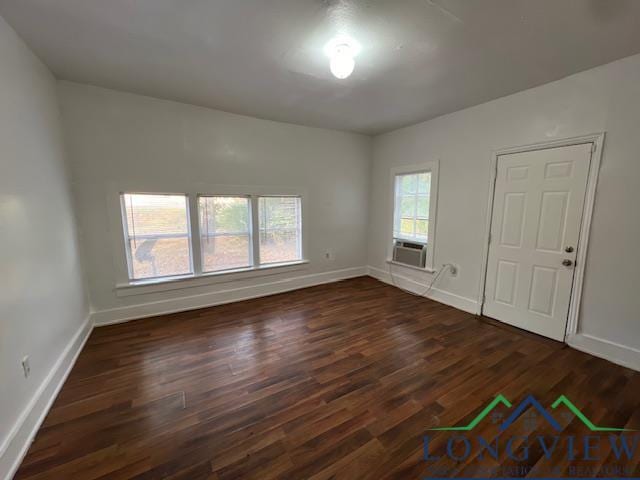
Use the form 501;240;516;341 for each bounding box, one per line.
329;44;355;79
324;36;360;80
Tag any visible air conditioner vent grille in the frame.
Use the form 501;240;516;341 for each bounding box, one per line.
392;240;427;268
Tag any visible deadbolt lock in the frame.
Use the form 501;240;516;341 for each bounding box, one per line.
565;246;574;253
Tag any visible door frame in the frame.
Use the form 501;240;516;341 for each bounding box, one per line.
478;133;605;341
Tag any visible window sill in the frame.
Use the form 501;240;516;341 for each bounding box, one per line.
386;259;436;274
116;260;309;297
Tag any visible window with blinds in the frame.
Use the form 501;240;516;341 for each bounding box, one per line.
393;172;431;243
119;192;304;284
199;196;252;272
121;193;192;280
258;196;302;264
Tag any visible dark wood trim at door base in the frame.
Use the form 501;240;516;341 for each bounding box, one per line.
14;277;640;479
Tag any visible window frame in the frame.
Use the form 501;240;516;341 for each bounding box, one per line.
393;172;431;244
257;195;303;266
197;194;254;274
120;192;194;282
389;161;439;272
112;187;307;293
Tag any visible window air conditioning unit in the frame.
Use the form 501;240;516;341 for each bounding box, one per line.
392;240;427;268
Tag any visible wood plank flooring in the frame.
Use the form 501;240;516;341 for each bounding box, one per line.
14;276;640;479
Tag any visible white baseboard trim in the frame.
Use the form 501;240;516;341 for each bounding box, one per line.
567;333;640;372
92;266;368;327
1;317;93;480
367;265;479;315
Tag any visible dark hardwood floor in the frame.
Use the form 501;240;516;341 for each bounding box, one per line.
14;276;640;479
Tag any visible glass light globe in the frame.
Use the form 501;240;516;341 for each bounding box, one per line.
329;44;355;79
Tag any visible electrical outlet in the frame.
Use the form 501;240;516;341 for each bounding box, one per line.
22;356;30;378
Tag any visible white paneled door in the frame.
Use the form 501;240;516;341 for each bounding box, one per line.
484;143;592;341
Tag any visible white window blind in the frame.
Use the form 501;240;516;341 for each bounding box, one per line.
393;172;431;243
258;196;302;264
121;193;192;280
199;196;252;272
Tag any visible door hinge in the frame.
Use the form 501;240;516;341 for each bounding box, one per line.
488;232;492;245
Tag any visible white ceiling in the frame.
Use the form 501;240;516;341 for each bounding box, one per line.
1;0;640;135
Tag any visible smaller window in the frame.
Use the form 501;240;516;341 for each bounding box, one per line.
259;196;302;264
393;172;431;243
199;196;252;272
121;193;192;280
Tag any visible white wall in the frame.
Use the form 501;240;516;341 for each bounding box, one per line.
0;16;90;479
57;82;372;324
368;53;640;369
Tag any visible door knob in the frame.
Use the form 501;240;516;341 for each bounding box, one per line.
565;246;574;253
562;259;573;267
